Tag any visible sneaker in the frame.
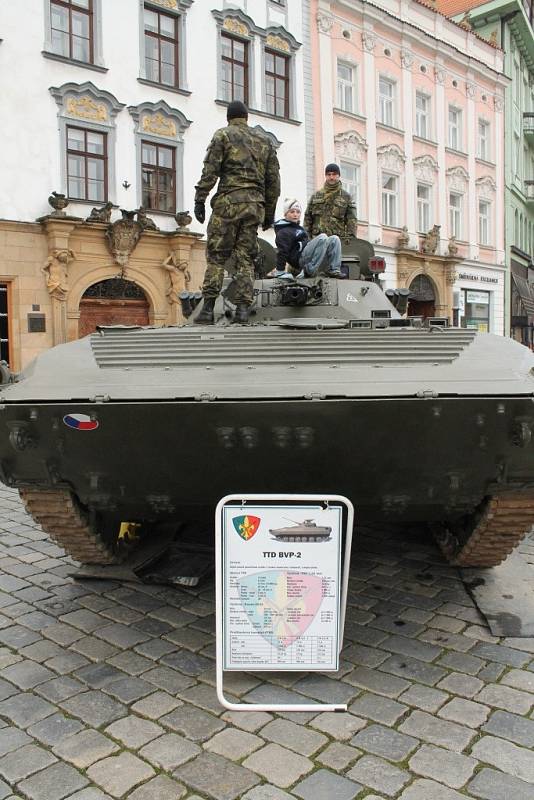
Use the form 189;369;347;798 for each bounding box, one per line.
267;269;288;279
278;271;295;280
295;270;304;279
325;270;347;279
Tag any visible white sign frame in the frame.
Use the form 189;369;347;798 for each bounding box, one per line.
215;494;354;713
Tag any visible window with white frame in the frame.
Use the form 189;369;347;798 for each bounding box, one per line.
448;106;462;150
478;119;489;160
337;61;357;113
382;172;398;226
379;77;395;126
45;0;105;67
340;161;360;208
415;92;430;139
478;199;490;245
449;191;462;239
416;183;431;233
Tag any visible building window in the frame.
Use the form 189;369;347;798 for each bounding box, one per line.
66;125;107;201
478;120;489;160
381;172;398;226
221;33;249;104
417;183;431;233
0;284;9;366
449;192;462;239
415;92;430;139
141;140;176;213
478;200;490;245
459;289;490;332
448;106;462;150
50;0;93;63
337;61;357;113
379;77;395;126
340;161;360;208
265;48;289;118
144;5;179;87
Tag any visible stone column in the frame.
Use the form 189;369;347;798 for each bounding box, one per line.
164;231;202;324
41;217;79;345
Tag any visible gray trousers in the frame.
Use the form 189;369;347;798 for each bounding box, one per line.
300;234;342;276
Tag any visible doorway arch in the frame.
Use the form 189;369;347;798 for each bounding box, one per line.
407;274;436;320
78;278;150;337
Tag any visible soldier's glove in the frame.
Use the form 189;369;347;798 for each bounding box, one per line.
262;215;274;231
194;202;205;224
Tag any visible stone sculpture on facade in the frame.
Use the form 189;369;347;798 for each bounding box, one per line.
421;225;440;255
86;201;113;223
397;226;410;249
448;236;459;257
105;210;143;272
161;251;191;305
136;206;159;231
42;249;75;300
47;192;70;217
175;211;193;230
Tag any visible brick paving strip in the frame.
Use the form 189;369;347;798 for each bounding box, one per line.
0;484;533;798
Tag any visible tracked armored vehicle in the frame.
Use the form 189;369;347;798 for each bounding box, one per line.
1;236;534;569
270;520;332;543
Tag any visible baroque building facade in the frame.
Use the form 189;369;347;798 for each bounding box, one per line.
311;0;507;332
439;0;534;346
0;0;310;370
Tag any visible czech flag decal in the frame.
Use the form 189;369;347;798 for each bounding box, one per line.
63;413;99;431
233;515;261;541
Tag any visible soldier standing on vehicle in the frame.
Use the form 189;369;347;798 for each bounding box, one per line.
303;163;357;278
193;101;280;324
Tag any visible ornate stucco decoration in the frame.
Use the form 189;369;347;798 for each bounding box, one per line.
128;100;191;143
316;12;334;34
494;96;504;112
42;249;75;301
476;176;497;199
413;154;439;183
266;33;290;52
377;143;406;172
362;31;376;52
142;113;177;138
434;66;445;84
253;125;282;149
466;82;476;99
106;211;143;272
149;0;178;8
66;96;107;121
446;165;469;192
223;17;249;37
400;48;413;69
334;130;368;161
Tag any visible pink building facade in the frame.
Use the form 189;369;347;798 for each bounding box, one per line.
310;0;507;332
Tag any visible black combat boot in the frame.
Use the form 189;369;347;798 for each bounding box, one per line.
234;304;250;324
194;297;215;324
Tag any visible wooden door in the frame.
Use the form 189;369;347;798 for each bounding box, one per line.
78;298;149;338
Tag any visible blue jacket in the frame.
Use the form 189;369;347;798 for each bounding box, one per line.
274;218;309;270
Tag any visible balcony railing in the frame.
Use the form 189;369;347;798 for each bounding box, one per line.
524;113;534;142
524;180;534;201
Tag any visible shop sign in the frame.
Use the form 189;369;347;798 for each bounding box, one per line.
466;291;490;304
458;272;499;284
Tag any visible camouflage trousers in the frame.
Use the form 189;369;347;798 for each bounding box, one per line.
202;204;262;305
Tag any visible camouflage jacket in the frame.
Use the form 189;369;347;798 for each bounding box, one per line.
304;183;357;240
194;119;280;219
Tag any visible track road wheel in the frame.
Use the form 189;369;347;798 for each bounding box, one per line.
20;488;120;565
433;491;534;568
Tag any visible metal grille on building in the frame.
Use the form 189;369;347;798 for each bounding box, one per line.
0;284;9;364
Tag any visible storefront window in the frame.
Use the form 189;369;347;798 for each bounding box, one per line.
459;289;490;333
0;284;9;364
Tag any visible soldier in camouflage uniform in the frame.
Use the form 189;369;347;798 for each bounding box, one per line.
194;101;280;324
303;164;357;277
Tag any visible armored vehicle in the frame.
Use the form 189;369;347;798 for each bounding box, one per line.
1;237;534;569
270;520;332;543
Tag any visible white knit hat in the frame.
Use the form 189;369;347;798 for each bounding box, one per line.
283;198;302;215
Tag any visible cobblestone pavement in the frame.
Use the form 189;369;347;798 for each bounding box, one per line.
1;484;534;799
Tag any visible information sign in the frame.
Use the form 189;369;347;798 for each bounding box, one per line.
215;494;354;713
222;502;342;672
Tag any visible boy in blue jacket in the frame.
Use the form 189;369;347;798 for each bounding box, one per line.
269;198;345;279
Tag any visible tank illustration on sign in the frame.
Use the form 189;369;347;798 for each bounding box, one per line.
1;235;534;569
269;519;332;543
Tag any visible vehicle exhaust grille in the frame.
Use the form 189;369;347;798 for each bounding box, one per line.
91;327;477;368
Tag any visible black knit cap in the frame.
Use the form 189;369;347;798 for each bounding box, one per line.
325;163;341;174
227;100;248;120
